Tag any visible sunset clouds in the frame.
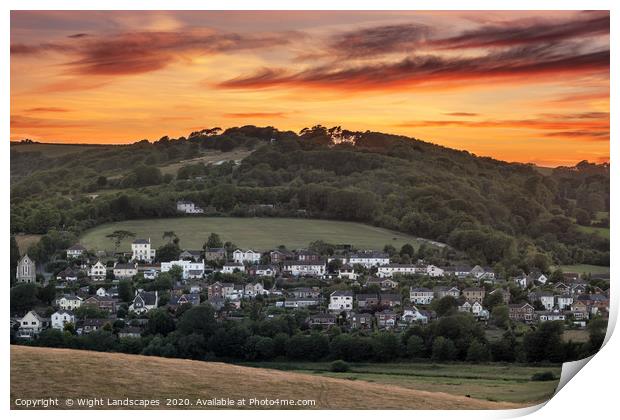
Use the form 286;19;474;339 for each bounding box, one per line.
10;11;609;166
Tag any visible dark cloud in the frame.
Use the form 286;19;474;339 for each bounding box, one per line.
67;33;89;38
24;107;72;113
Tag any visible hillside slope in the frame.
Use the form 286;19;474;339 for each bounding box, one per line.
10;346;520;410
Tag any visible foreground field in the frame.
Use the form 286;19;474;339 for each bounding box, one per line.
10;346;520;410
240;361;561;404
80;217;434;252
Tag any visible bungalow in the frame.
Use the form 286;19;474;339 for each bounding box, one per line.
51;310;75;330
129;290;158;314
89;261;107;281
306;313;337;328
434;286;460;299
376;310;399;329
348;251;390;268
356;293;380;309
283;261;326;277
161;259;205;280
329;291;354;312
205;248;226;261
462;287;486;301
222;262;245;274
233;249;261;264
338;264;358;281
131;238;156;263
113;262;138;280
409;287;434;305
508;303;535;322
57;294;83;311
350;312;373;330
67;244;86;258
18;311;49;338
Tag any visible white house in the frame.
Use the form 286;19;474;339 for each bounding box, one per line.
409;287;434;305
131;238;156;263
129;290;158;314
222;262;245;274
51;310;75;330
338;264;357;281
252;265;276;277
557;295;574;310
244;282;265;298
328;291;353;312
529;291;555;311
67;244;86;258
401;307;429;324
143;269;159;280
96;287;107;297
459;300;484;316
348;251;390;268
426;265;445;278
283;261;326;277
89;261;107;281
232;249;261;264
377;264;423;278
537;310;566;322
177;200;204;214
18;311;48;338
161;259;205;280
57;294;83;311
113;262;138;280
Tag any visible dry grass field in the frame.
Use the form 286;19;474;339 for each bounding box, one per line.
14;234;42;254
10;346;522;410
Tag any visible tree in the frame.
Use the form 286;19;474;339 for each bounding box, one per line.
10;283;39;313
106;230;135;253
406;335;426;358
575;209;591;226
37;283;57;305
523;321;565;362
145;309;176;336
162;231;178;244
491;305;510;329
400;243;415;259
206;233;223;248
432;337;458;361
177;304;216;337
466;339;490;363
118;280;134;302
431;296;458;317
156;243;181;262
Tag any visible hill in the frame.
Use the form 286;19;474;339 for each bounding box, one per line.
79;217;437;252
10;346;520;410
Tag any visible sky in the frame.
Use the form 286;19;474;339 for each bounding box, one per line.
10;10;609;167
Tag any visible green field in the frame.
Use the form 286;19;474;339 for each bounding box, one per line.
239;361;561;404
576;225;610;239
557;264;610;275
80;217;436;252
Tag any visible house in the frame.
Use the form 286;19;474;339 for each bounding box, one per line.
470;265;495;280
249;265;276;277
365;278;399;290
426;265;445;278
527;272;548;285
571;301;589;320
119;326;143;339
513;275;529;289
96;287;108;297
222;262;245;274
556;295;574;310
232;249;261;264
16;254;36;283
179;250;203;262
284;297;320;308
508;303;535;322
528;291;555;310
377;264;420;278
270;250;295;263
57;294;83;311
409;287;434;305
205;248;226;261
283;261;326;277
89;261;107;281
18;311;49;338
129;290;158;314
563;272;580;282
553;282;570;294
338;264;358;281
434;286;460;299
348;251;390;268
462;287;486;301
80;319;109;335
489;288;511;304
289;287;321;299
131;238;156;263
379;293;402;308
459;300;485;317
51;310;75;330
161;259;205;280
84;296;118;313
244;282;265;298
67;244;86;258
350;312;373;330
296;250;321;262
401;307;428;325
356;293;379;309
329;291;354;312
113;262;138;280
444;265;473;278
376;310;399;329
536;310;566;322
306;313;337;328
168;293;201;309
143;269;159;280
177;200;204;214
56;267;79;282
207;282;234;299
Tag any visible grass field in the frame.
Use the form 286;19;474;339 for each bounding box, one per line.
14;234;42;254
576;225;610;239
10;346;520;410
79;217;436;252
239;361;561;405
158;149;253;175
557;264;610;275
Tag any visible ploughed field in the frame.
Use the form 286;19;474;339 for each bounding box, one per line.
10;346;524;410
79;217;437;252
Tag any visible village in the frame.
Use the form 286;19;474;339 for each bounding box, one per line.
12;227;610;340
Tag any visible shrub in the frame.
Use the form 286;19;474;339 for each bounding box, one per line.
531;371;556;381
330;360;350;373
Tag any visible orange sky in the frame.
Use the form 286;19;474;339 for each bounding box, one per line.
10;11;609;167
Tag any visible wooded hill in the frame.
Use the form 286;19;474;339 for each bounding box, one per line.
10;125;609;273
